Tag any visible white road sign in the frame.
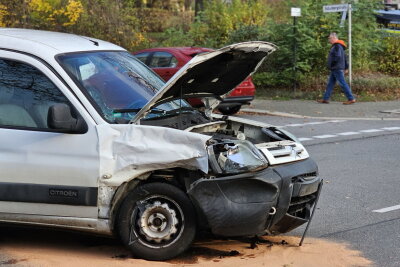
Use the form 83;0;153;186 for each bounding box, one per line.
323;4;349;13
291;7;301;17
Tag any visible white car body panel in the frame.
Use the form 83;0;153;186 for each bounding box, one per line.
0;28;122;61
97;124;210;186
0;50;100;218
256;141;309;165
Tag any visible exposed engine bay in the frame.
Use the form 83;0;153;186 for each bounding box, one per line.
141;108;309;176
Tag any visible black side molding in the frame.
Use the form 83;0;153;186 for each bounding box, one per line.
0;182;97;206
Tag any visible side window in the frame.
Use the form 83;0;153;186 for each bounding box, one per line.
149;52;178;68
0;58;69;129
134;52;150;65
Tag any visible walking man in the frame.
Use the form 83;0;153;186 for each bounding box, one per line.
318;32;356;105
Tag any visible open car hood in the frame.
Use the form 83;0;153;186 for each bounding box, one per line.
131;41;277;123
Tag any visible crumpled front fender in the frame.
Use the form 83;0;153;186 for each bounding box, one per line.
97;124;210;186
188;168;281;236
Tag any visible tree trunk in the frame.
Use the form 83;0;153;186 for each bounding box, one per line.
195;0;203;17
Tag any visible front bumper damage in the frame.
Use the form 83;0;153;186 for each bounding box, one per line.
188;158;322;237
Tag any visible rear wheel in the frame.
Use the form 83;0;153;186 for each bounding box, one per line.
218;105;241;115
117;182;196;260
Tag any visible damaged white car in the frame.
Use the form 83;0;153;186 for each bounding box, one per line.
0;28;322;260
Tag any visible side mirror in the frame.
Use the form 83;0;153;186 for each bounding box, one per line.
48;103;88;133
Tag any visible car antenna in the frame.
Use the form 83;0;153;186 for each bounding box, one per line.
89;39;99;46
77;35;99;46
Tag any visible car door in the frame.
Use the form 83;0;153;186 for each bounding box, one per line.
148;51;179;81
0;51;100;219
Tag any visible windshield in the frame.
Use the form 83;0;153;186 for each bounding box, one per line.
57;51;188;123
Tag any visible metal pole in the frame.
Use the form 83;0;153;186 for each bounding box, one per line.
348;3;352;86
293;16;297;94
299;180;324;246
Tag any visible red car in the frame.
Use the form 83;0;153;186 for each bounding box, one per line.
133;47;256;115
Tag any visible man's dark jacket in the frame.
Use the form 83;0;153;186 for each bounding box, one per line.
327;41;348;71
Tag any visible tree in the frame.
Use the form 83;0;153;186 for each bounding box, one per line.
28;0;84;30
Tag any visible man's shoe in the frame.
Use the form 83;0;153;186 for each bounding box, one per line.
343;99;356;105
317;99;329;104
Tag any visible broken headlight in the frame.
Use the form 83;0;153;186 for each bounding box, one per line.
207;139;268;174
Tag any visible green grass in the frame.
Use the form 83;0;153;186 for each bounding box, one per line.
255;73;400;102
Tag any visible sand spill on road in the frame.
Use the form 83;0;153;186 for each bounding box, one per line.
0;228;372;267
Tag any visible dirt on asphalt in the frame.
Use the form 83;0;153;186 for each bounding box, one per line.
0;227;372;267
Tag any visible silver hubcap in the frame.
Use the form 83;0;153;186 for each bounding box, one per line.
138;200;178;243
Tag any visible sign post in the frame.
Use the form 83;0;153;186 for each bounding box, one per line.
323;4;352;85
348;4;352;86
291;8;301;95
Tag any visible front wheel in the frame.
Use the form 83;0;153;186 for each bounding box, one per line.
116;182;196;260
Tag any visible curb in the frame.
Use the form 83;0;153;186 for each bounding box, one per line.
240;108;400;121
241;108;310;119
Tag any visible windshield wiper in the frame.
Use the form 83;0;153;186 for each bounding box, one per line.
125;71;158;93
115;106;196;115
113;107;166;114
163;106;197;115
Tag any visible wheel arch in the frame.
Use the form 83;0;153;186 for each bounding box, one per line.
108;168;194;234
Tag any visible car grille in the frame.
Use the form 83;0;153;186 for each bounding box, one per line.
291;172;318;182
287;193;317;218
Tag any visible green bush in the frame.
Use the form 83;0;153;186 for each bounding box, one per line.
134;8;193;32
251;0;382;93
253;70;293;88
255;73;400;101
70;1;147;51
227;24;267;44
158;28;194;47
2;0;397;100
352;74;400;95
188;0;270;47
377;36;400;75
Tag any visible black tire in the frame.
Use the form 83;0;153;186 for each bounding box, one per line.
218;105;241;115
117;182;196;260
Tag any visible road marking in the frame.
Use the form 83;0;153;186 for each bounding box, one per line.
298;137;313;141
313;134;338;139
281;120;345;128
307;121;326;125
337;132;360;136
284;123;304;127
298;125;400;142
382;127;400;131
359;129;384;133
373;204;400;213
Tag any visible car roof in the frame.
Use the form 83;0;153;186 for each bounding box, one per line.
0;28;124;61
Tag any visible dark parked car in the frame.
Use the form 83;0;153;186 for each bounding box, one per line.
133;46;256;115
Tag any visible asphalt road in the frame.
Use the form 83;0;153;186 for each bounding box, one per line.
240;113;400;267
